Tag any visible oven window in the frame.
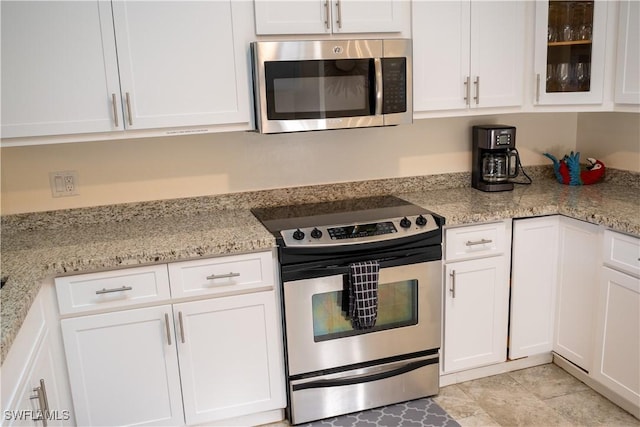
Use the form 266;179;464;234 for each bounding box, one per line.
264;59;375;120
312;279;417;342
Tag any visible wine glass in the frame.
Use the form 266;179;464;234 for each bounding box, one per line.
559;2;574;41
548;3;559;42
575;62;590;91
556;63;573;91
546;64;557;92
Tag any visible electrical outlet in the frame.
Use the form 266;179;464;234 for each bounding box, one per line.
49;171;78;197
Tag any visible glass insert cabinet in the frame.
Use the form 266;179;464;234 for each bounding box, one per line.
534;0;608;105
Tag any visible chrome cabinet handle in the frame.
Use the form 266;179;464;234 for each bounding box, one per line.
324;0;330;30
178;311;185;344
111;93;119;127
449;270;456;299
125;92;133;126
464;76;470;105
473;76;480;104
206;272;240;280
536;73;541;103
30;379;49;426
466;238;492;246
95;285;133;295
335;0;342;29
164;313;172;346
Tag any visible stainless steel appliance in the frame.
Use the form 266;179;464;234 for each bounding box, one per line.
251;39;412;134
252;196;444;425
472;124;522;192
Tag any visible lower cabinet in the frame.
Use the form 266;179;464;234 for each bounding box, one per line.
509;216;559;359
442;221;511;373
553;217;601;371
443;257;509;372
61;305;184;426
1;285;74;427
56;251;286;426
175;292;285;425
592;230;640;407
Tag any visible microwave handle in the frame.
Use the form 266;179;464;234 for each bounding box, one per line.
374;58;383;116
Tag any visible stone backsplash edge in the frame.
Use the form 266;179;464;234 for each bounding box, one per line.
2;166;637;233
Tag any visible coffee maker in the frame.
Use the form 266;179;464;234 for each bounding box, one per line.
472;125;520;192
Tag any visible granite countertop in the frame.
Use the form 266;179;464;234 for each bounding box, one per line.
1;168;639;363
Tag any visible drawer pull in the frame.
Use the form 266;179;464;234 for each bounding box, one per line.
466;238;492;246
95;285;133;295
206;272;240;280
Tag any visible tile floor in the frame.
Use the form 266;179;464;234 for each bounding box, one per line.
434;364;640;426
266;363;640;427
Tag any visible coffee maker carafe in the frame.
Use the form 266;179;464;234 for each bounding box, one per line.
472;125;520;192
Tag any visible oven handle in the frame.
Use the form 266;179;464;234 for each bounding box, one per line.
291;357;437;391
287;251;433;278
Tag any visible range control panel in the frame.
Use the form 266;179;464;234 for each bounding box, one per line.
281;214;439;247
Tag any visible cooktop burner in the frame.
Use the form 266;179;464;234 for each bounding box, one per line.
251;196;443;248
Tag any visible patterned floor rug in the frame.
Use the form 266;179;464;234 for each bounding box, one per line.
300;398;461;427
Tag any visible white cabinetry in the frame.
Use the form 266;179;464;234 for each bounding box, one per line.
1;285;74;427
592;231;640;407
1;0;252;140
56;252;285;427
254;0;408;35
443;221;511;373
175;292;284;425
553;216;601;371
533;1;608;105
615;1;640;105
509;216;559;359
0;1;120;138
60;305;184;426
413;1;525;113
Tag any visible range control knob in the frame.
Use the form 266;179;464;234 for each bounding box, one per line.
399;217;412;228
416;215;428;226
292;229;305;240
310;228;323;239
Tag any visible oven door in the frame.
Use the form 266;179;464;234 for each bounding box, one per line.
283;260;441;376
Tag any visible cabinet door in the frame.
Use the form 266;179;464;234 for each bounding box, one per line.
254;0;330;34
509;217;559;359
412;0;470;112
60;305;184;426
615;0;640;104
334;0;406;34
443;257;509;373
592;267;640;405
469;1;525;108
111;0;251;130
533;1;608;105
174;291;285;425
0;1;122;138
553;217;600;370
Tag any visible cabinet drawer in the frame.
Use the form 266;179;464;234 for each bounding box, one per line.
55;265;171;315
603;230;640;278
168;251;275;299
445;222;507;261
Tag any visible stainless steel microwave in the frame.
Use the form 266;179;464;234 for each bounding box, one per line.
251;39;412;134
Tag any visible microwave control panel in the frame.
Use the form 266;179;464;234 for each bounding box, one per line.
381;58;407;114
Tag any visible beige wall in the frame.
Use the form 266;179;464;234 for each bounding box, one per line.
576;112;640;172
0;112;583;215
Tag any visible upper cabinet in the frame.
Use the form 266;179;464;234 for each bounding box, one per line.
254;0;409;35
1;1;120;138
614;1;640;105
1;0;253;140
413;1;525;113
533;1;608;105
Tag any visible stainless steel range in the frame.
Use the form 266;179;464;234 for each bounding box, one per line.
252;196;444;425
